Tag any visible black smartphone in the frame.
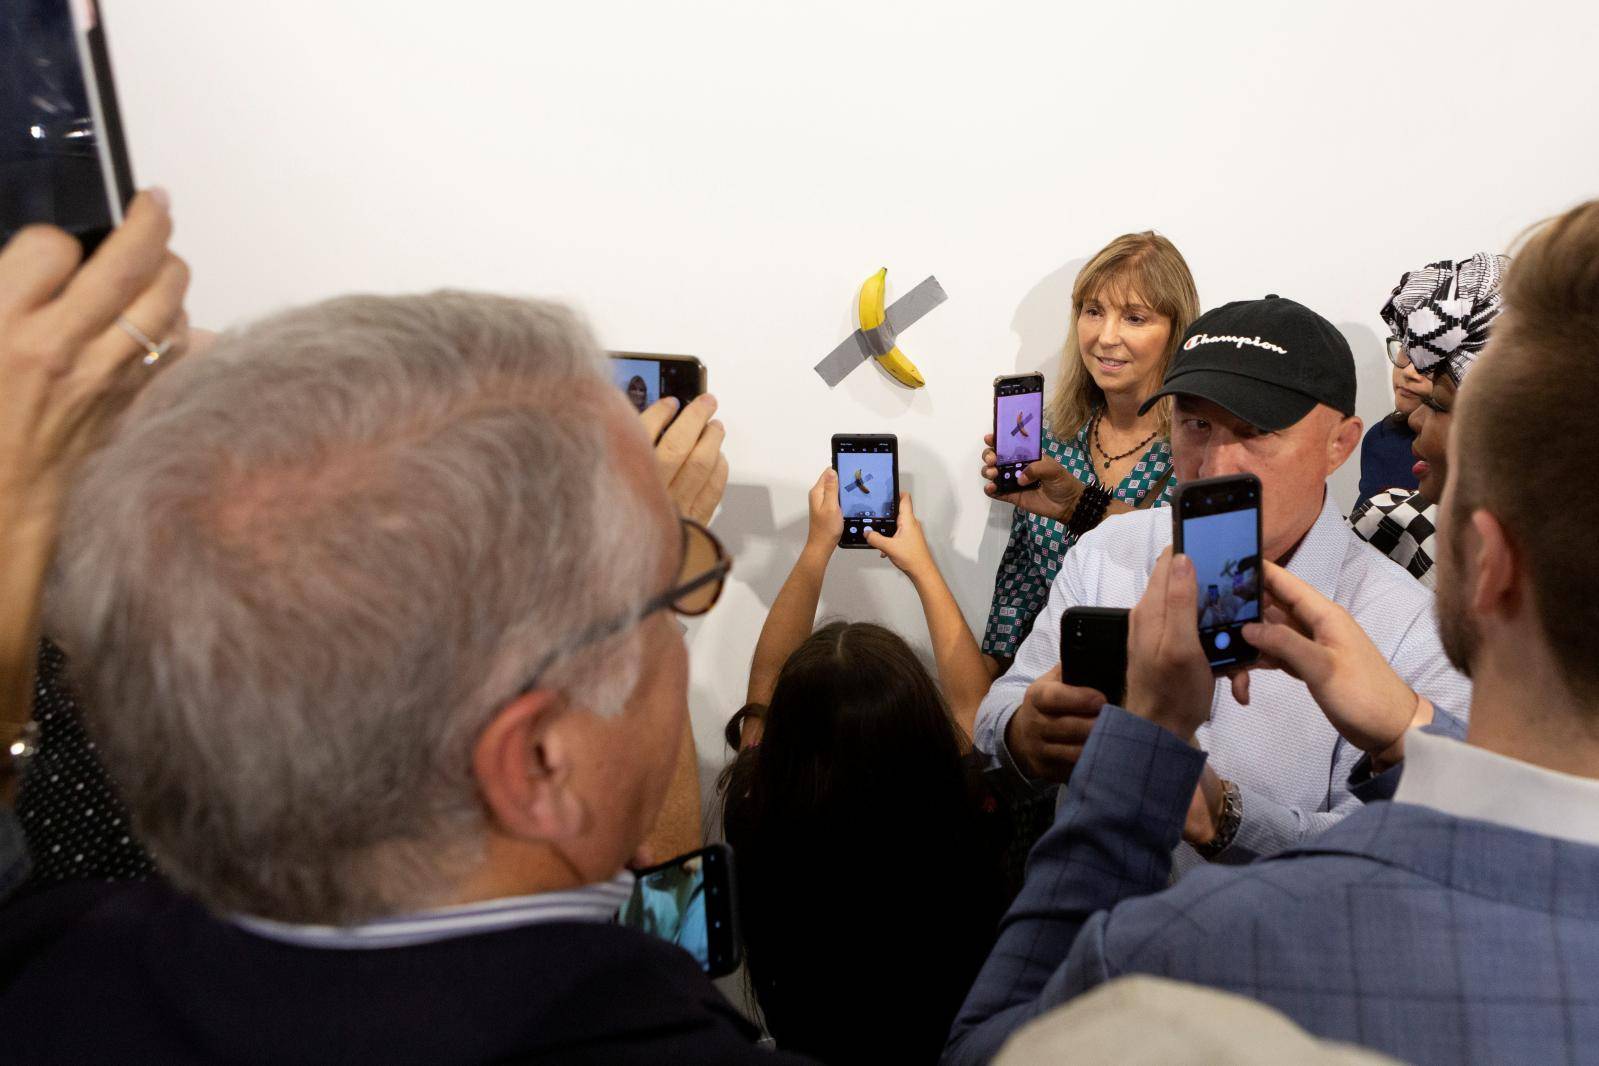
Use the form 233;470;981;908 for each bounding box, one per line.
1172;474;1262;669
619;843;741;978
832;433;898;548
1;0;135;254
992;373;1045;493
1060;606;1129;706
610;352;707;420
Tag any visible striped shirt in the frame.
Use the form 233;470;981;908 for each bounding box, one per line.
232;873;634;950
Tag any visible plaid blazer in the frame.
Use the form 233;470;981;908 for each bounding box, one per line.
946;707;1599;1066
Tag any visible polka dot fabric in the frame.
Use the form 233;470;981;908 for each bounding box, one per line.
980;421;1174;658
16;640;156;886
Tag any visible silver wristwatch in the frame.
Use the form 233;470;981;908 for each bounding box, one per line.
1195;779;1242;859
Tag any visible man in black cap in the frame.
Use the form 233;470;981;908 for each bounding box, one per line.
972;296;1471;869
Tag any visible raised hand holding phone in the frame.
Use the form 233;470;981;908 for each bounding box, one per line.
863;494;935;578
1239;561;1432;766
1123;549;1216;744
1003;664;1107;781
806;468;844;553
980;433;1086;523
640;393;727;525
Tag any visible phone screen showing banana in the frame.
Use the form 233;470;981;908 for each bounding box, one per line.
832;434;898;548
992;373;1044;493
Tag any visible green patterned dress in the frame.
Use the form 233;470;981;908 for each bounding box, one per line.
980;422;1175;659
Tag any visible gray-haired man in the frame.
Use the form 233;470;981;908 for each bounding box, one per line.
0;292;807;1065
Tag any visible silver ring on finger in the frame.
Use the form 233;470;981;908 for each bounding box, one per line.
116;315;175;367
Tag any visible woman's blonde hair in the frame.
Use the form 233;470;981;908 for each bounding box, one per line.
1045;231;1201;440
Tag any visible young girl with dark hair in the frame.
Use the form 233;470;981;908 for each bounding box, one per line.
720;470;1011;1064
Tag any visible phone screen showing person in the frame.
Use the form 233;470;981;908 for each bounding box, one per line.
1060;606;1129;705
1;0;135;252
1173;474;1262;669
619;843;740;977
609;353;706;418
993;374;1045;492
832;434;898;547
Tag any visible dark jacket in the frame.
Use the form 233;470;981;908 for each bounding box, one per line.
0;880;813;1065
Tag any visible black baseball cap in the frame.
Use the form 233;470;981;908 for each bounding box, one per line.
1139;296;1357;431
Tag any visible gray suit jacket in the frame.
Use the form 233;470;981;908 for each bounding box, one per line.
945;707;1599;1066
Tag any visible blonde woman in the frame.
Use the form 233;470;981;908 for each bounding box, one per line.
979;232;1200;672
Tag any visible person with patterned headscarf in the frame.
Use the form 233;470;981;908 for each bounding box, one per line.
1350;252;1510;587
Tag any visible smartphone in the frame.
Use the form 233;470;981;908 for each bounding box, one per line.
992;373;1045;492
619;843;741;978
610;352;706;420
1172;474;1262;669
832;433;898;548
1;0;136;254
1060;606;1129;706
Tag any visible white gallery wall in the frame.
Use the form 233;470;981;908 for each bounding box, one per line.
106;0;1599;807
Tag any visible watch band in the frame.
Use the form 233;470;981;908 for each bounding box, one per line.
1195;779;1242;859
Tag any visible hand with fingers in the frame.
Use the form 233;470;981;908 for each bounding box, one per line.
864;494;937;582
1003;664;1106;782
0;188;190;534
805;468;844;555
980;432;1086;524
1239;561;1431;767
640;394;729;525
1123;549;1216;744
0;188;190;766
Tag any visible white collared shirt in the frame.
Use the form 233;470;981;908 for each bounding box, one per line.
232;873;634;950
1396;728;1599;848
977;490;1473;866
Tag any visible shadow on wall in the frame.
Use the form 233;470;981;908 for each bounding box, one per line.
714;482;780;604
1009;256;1088;376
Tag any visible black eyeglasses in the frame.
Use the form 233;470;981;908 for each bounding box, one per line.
1385;336;1412;369
513;516;731;699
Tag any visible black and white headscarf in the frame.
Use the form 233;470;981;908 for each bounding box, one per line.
1379;252;1510;384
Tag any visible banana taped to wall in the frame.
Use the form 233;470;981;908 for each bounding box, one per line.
813;269;947;389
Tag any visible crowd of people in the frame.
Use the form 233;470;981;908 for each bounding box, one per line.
1;191;1596;1066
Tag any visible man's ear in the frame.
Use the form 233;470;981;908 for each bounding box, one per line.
1469;509;1523;623
1327;414;1363;474
473;690;587;844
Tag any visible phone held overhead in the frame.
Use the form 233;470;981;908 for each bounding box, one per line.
1172;474;1262;669
832;434;898;548
992;373;1045;493
2;0;134;254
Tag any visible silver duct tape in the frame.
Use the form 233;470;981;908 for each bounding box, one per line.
812;275;948;387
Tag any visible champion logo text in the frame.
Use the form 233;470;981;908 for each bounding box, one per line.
1182;332;1289;355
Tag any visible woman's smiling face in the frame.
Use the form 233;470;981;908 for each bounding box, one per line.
1076;284;1172;403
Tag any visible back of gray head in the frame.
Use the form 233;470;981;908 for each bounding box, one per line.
48;291;663;924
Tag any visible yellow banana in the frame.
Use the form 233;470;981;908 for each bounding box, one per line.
857;267;925;389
